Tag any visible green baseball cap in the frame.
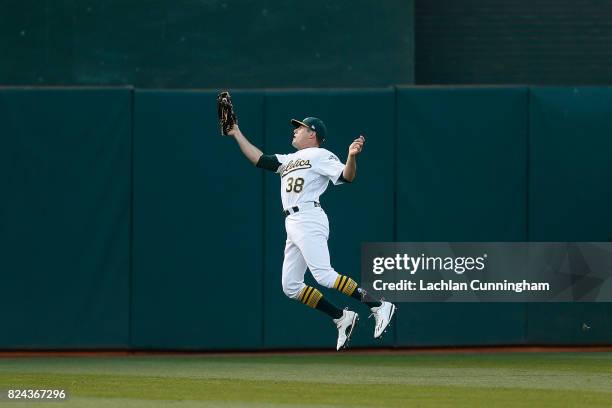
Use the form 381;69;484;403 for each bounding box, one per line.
291;117;327;143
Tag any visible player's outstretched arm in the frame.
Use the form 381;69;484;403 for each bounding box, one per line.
226;124;263;165
342;135;365;182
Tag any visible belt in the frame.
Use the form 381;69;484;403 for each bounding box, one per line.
283;202;320;216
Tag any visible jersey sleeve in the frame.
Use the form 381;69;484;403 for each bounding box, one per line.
256;154;282;172
273;153;290;175
316;152;346;185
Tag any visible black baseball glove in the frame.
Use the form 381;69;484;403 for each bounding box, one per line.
217;91;237;135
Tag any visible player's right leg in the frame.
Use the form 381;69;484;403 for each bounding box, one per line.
281;238;357;350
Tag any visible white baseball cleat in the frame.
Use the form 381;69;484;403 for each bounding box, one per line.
333;309;358;351
371;301;396;338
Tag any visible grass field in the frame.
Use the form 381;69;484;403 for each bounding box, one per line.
1;352;611;407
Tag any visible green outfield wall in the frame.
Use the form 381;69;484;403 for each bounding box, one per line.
526;87;612;345
1;86;611;349
6;1;612;88
416;1;612;85
394;87;529;346
130;90;265;349
0;88;132;348
0;1;414;88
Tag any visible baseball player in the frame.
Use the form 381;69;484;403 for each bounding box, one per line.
226;117;396;350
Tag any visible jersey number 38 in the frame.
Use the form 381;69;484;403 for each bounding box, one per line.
286;177;304;193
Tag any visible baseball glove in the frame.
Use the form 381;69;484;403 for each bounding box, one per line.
217;91;237;135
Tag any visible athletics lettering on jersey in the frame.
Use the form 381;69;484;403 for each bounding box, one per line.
280;159;312;177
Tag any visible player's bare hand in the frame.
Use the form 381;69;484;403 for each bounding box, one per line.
226;124;240;137
348;135;365;157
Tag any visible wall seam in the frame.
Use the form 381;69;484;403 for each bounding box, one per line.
261;92;267;349
128;88;135;349
524;86;531;345
393;86;399;348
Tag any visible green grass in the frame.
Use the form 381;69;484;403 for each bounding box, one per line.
1;353;611;407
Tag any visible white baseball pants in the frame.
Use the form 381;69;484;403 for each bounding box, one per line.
281;206;340;298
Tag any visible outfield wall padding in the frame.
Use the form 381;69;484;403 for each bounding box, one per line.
130;90;265;349
394;87;529;346
2;86;611;350
0;88;132;348
527;87;612;344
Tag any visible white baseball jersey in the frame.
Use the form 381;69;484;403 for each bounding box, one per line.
274;147;346;209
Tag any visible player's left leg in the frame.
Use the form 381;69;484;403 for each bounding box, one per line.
281;238;344;321
284;219;357;350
